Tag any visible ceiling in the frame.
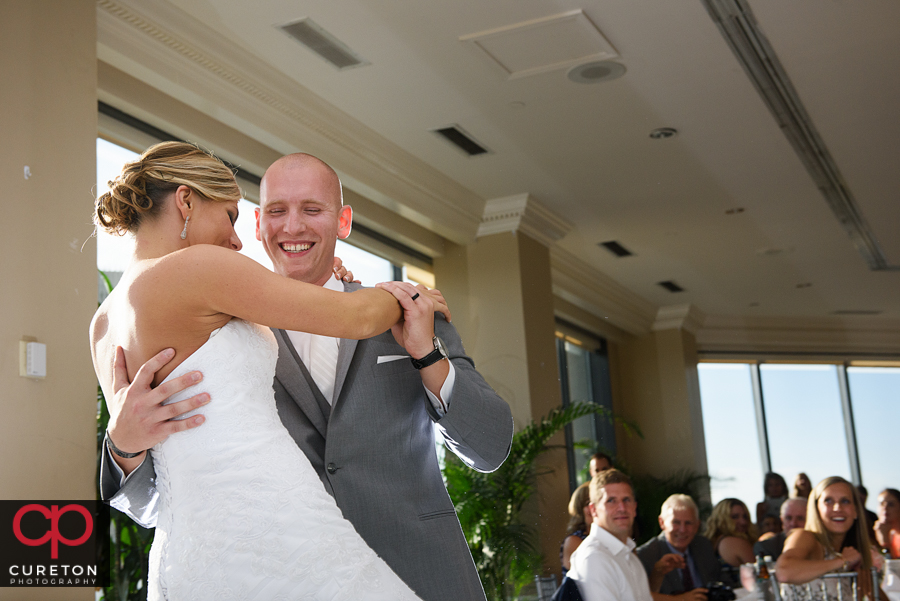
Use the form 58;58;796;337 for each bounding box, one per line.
96;0;900;329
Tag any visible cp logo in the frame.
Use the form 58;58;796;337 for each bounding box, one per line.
13;504;93;559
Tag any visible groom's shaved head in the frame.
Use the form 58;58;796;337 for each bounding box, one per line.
260;153;343;209
256;153;352;285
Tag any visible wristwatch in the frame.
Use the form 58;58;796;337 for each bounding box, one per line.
410;336;448;370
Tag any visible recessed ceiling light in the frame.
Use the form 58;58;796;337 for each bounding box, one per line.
650;128;678;139
725;207;745;215
567;61;626;84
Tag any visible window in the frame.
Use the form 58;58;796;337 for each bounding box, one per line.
847;366;900;498
697;363;764;510
698;361;896;510
556;323;614;492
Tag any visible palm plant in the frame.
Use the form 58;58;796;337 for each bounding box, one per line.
443;402;642;601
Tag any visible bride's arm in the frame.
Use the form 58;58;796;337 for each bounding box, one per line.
158;245;402;339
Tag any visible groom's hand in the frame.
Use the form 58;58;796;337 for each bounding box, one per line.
106;347;210;474
375;282;451;401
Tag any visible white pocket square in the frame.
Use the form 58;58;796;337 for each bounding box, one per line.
377;355;410;364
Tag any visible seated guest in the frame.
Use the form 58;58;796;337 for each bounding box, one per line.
776;476;881;601
568;469;652;601
589;452;613;478
874;488;900;558
754;497;806;560
561;482;592;576
704;498;756;586
756;472;789;527
636;494;719;600
759;515;783;538
793;473;812;499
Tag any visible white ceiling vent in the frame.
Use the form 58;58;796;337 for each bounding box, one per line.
460;10;618;80
279;18;368;70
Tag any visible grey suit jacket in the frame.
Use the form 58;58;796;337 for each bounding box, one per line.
635;533;720;594
100;282;514;601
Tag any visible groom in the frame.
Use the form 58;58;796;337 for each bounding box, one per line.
100;153;514;601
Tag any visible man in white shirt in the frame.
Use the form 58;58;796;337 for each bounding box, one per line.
568;468;654;601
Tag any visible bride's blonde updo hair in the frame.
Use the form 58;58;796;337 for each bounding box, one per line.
95;141;241;234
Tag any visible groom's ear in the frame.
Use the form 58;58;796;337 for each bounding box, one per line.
254;206;262;241
337;205;353;240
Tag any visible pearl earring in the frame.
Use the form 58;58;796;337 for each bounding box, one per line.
180;215;190;240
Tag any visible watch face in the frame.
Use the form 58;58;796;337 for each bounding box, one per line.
434;336;448;357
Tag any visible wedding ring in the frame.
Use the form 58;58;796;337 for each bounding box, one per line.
411;293;420;301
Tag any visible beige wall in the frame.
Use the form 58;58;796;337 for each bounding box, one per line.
1;1;97;598
611;328;709;482
435;230;570;577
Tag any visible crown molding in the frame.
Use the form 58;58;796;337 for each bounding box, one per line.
96;0;483;244
652;304;706;335
478;194;573;247
550;247;657;336
697;314;900;356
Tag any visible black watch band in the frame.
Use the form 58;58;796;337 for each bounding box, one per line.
106;433;144;459
410;336;448;370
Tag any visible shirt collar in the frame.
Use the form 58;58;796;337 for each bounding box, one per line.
591;523;636;555
664;538;691;558
323;273;343;292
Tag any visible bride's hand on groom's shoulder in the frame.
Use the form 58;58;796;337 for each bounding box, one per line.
106;347;211;468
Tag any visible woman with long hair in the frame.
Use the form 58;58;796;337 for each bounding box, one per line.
91;141;440;599
704;498;756;585
794;473;813;500
777;476;883;600
874;488;900;558
560;482;592;575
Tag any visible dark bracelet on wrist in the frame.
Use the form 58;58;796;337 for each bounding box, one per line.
106;432;145;459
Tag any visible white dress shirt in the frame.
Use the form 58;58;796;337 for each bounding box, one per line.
568;524;654;601
285;274;454;414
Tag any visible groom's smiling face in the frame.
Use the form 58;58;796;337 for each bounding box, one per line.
256;155;352;286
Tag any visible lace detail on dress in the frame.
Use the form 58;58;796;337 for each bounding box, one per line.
147;320;421;601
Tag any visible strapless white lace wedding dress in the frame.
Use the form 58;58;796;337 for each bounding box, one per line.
147;319;421;601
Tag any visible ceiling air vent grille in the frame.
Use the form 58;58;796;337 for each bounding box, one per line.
599;240;633;257
658;281;685;293
279;18;367;70
433;126;489;157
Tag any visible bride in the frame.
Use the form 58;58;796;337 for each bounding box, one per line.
91;141;438;600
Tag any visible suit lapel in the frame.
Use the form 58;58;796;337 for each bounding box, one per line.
272;328;329;436
333;281;363;407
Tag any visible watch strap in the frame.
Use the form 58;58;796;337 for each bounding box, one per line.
411;348;445;370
